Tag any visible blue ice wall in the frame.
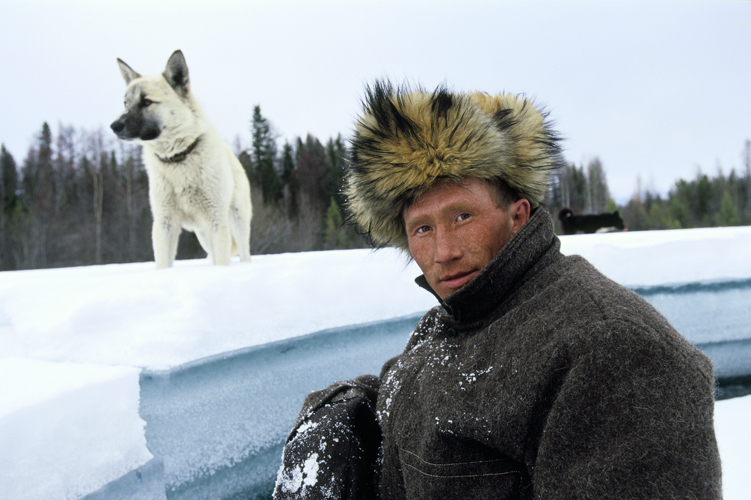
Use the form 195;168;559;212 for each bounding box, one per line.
139;313;423;500
637;278;751;389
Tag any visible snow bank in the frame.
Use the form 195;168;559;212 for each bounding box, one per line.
559;225;751;287
714;394;751;496
0;249;433;370
0;358;150;500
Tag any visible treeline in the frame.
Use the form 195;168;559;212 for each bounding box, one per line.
548;144;751;233
621;141;751;230
1;123;153;271
1;111;749;271
0;107;365;271
237;106;364;256
548;157;620;225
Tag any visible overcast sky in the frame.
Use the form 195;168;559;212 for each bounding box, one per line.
1;0;749;203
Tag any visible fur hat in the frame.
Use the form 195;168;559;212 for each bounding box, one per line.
345;81;564;252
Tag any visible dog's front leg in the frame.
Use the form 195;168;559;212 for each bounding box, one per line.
209;222;232;266
152;217;181;269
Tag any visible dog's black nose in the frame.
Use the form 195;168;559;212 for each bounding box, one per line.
110;119;124;134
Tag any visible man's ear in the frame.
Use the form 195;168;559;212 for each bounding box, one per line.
510;198;531;235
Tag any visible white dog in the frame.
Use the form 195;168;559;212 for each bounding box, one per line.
111;50;252;268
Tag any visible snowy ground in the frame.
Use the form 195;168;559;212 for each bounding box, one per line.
1;225;751;499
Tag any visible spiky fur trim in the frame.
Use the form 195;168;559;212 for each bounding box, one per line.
345;81;564;252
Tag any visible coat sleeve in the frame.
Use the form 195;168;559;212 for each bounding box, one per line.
531;318;722;500
273;375;381;500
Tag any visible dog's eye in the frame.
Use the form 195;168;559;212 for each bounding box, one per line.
141;98;154;107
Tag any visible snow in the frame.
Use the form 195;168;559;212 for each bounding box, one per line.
714;395;751;496
1;225;751;499
275;451;320;497
0;358;150;500
558;225;751;287
0;250;434;369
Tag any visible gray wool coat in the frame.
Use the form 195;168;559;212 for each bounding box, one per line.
277;208;722;500
375;208;722;499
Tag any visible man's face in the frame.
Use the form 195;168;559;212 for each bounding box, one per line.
403;177;529;300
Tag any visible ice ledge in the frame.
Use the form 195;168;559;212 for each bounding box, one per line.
0;358;150;500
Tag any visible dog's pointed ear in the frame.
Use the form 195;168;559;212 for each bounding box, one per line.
163;50;190;97
117;58;141;85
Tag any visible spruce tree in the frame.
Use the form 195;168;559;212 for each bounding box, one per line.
1;145;19;269
716;190;739;226
586;158;610;213
250;105;282;205
1;144;18;212
280;142;298;216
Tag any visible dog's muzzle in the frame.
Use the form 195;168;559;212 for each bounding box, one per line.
110;112;161;141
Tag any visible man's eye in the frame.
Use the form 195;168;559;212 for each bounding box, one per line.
457;213;471;221
416;225;430;234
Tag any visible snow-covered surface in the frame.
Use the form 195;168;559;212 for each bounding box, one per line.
1;225;751;499
558;225;751;287
0;358;150;500
714;395;751;497
0;249;434;370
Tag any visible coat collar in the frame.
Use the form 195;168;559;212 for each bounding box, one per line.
416;207;561;325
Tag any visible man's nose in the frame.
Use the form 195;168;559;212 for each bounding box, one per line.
434;226;462;263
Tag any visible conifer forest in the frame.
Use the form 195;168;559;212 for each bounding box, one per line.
1;107;750;271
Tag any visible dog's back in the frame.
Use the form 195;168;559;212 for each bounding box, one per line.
558;208;625;235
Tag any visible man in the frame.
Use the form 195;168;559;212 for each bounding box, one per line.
274;82;722;499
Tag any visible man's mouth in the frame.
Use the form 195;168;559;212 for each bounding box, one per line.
440;270;478;291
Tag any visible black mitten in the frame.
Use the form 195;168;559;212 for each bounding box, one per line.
273;377;381;500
